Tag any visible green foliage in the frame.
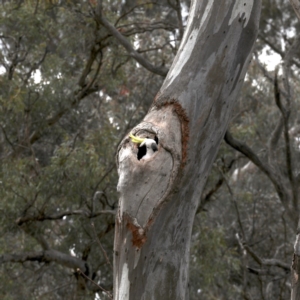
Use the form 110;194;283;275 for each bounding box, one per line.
190;213;241;300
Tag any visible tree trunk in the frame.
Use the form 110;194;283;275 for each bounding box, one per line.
114;1;261;299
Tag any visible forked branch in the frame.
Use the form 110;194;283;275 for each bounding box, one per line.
236;234;290;272
94;1;168;77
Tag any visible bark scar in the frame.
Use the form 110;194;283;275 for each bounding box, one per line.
125;214;147;249
153;98;189;167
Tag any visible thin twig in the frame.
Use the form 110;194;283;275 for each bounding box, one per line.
77;268;113;299
221;170;246;240
91;222;113;269
244;242;290;271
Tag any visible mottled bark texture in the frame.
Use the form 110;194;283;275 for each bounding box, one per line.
114;1;261;299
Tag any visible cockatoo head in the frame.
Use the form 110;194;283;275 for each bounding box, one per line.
129;132;158;160
140;138;158;152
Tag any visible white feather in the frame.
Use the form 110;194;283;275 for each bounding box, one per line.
139;138;158;160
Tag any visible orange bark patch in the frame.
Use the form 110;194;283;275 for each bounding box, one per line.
125;217;147;249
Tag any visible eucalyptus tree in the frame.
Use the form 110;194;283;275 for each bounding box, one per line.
109;1;261;299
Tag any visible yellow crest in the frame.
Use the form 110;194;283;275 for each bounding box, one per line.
129;132;145;144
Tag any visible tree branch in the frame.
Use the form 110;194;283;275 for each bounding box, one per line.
258;33;300;69
119;22;177;37
244;243;290;272
28;80;103;145
94;2;168;77
167;0;184;40
274;69;298;212
197;177;223;213
5;36;29;80
223;177;246;240
23;46;48;85
225;131;276;186
247;267;286;277
78;45;99;88
77;269;113;299
114;2;162;26
224;130;297;228
258;33;284;58
6;37;105;154
0;249;88;274
253;53;288;98
15;209;116;226
282;34;300;109
267;117;283;166
91;222;113;269
236;234;290;273
0;248;115;296
197;158;236;213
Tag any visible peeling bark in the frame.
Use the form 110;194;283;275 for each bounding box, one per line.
114;1;261;299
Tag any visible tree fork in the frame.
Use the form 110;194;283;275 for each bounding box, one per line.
114;1;261;299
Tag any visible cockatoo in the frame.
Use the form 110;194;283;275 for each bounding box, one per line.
129;132;158;160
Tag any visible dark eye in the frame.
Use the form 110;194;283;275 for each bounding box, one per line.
151;143;158;152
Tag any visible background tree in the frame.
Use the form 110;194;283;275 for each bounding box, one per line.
0;0;300;299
